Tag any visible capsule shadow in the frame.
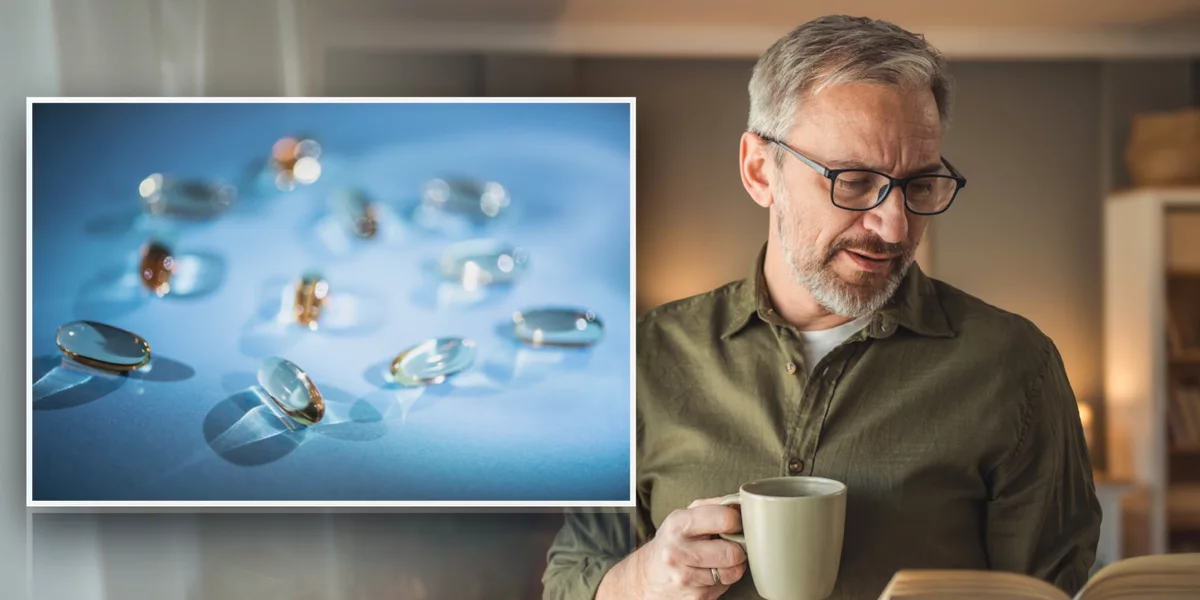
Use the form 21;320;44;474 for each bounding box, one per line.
31;355;126;410
203;388;304;467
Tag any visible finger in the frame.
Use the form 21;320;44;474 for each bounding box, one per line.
674;505;742;538
686;538;747;569
679;565;725;588
688;562;746;588
713;562;748;585
687;496;731;509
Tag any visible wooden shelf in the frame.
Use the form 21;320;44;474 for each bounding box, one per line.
1169;484;1200;530
1106;189;1200;555
1166;350;1200;362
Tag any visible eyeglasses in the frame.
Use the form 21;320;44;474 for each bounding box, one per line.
759;135;967;216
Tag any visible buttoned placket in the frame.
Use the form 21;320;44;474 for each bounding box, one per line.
776;313;895;478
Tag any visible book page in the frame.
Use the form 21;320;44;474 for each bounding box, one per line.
1076;554;1200;599
879;570;1068;600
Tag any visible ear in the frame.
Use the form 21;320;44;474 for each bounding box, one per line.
740;132;774;209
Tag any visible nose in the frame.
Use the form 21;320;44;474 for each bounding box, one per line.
862;185;909;244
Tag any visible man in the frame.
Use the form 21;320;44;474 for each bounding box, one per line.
543;14;1101;600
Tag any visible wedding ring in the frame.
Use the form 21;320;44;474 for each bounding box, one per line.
711;567;720;585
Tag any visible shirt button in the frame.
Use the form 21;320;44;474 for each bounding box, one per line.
787;458;804;474
785;361;797;375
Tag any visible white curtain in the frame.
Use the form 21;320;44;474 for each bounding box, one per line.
0;0;57;596
11;1;304;599
41;0;305;97
53;0;187;95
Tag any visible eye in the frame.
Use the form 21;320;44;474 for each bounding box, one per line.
836;177;872;191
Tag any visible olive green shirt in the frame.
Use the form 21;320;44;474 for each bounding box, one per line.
544;248;1101;600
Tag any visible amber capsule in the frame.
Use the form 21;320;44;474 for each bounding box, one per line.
271;137;300;173
139;240;175;297
293;271;329;330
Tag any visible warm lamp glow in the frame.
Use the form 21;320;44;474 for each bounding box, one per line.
1077;401;1094;450
1106;365;1139;407
641;261;718;313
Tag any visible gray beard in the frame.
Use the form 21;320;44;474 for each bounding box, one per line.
774;182;915;319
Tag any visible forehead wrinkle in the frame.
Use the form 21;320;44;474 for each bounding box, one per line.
820;115;941;177
792;83;942;176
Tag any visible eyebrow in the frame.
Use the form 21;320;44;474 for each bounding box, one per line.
824;159;945;176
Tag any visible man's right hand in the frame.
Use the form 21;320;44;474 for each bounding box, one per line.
596;497;748;600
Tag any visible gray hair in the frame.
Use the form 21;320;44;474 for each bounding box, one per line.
748;15;954;163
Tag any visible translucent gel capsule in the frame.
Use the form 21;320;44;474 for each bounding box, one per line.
439;239;527;288
56;320;151;372
422;178;511;224
257;357;324;426
293;271;329;330
390;337;476;386
138;173;235;220
332;189;378;239
512;308;604;347
139;240;175;296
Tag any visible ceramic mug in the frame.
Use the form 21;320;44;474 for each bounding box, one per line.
719;476;847;600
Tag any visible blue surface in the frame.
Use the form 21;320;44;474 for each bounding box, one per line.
31;101;632;502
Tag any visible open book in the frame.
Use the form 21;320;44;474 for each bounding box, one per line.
878;554;1200;599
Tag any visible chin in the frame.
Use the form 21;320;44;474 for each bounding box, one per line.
832;264;892;288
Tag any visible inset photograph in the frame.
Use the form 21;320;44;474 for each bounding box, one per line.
28;98;633;504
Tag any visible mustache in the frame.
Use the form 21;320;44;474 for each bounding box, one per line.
824;236;911;264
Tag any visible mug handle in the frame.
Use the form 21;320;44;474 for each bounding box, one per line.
717;493;746;545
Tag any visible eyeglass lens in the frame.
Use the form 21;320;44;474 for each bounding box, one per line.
831;171;958;213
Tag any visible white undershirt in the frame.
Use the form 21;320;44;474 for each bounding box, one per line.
798;315;873;375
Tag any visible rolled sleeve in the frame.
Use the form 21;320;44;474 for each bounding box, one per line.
984;340;1102;594
542;508;635;600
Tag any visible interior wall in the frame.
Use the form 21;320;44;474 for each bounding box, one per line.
1194;59;1200;101
1099;61;1195;193
324;50;485;96
572;58;764;315
932;61;1103;410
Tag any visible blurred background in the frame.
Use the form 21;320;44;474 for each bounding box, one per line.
31;510;633;600
4;0;1200;598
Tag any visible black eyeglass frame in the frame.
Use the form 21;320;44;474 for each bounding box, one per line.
758;134;967;216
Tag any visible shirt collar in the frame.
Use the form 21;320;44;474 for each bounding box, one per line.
721;243;956;340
